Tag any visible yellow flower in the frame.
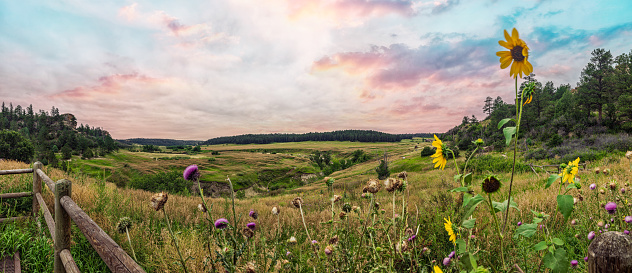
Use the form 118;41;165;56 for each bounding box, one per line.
433;265;443;273
496;28;533;79
523;94;533;105
431;134;448;170
444;217;456;244
560;157;580;183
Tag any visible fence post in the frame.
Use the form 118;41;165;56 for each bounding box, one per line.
55;179;72;273
588;231;632;272
32;161;43;217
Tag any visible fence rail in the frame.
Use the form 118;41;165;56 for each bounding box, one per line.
0;162;145;273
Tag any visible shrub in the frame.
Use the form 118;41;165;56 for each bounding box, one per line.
0;130;34;163
467;155;529;173
375;159;390;179
128;170;192;195
420;146;434;157
546;134;563;147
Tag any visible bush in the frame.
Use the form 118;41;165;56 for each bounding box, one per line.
546;134;563;147
467;155;530;173
420;146;434;157
0;130;34;163
128;170;192;195
375;159;390;179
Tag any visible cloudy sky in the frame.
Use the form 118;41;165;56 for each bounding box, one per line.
1;0;631;140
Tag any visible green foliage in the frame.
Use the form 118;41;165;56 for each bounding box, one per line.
128;170;192;195
375;159;390;179
141;145;160;153
0;130;34;163
420;146;434;157
467;155;529;173
547;134;563;147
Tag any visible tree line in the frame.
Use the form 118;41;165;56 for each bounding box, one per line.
203;130;433;145
446;48;632;159
0;102;118;165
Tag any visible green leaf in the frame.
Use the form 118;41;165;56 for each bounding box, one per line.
463;173;472;186
557;195;574;221
533;217;543;224
450;187;470;193
462;193;473;209
463;194;485;219
503;127;516;146
454;174;463;183
458;251;478;272
513;223;538;239
462;218;476;229
534;241;548;251
456;239;467;254
566;182;580;190
492;199;520;214
552;238;564;246
543;248;569;273
497;118;513;129
546;174;561;189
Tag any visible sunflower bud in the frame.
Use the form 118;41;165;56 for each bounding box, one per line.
482;175;501;194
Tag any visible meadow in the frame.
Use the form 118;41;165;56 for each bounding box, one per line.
2;138;632;272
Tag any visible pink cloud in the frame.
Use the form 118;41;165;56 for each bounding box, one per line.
119;3;138;21
50;73;164;100
286;0;416;22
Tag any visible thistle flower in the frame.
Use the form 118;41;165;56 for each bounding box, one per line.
272;206;280;215
571;260;578;268
405;227;414;238
622;188;626;194
605;202;617;214
517;221;522;226
249;210;258;220
384;178;402;192
626;230;630;235
625;216;632;223
342;203;352;213
332;195;342;203
197;203;207;213
590;183;597;190
408;235;416;242
116;217;133;234
610;182;617;190
247;222;256;230
571;219;578;226
443;257;451;266
422;247;430;254
588;231;595;240
597;221;604;227
150;192;168;211
215;218;229;229
364;179;381;193
626;151;632;160
183;164;200;181
292;197;304;208
324;245;334;255
448;251;455;259
482;175;501;193
397;171;408;180
584;256;588;262
325;178;335;187
242;227;254;238
311;240;318;244
339;211;347;219
595;167;601;174
329;235;339;245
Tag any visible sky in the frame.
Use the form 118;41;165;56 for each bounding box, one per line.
1;0;631;140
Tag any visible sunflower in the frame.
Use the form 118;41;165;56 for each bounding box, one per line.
560;157;580;183
433;265;443;273
431;134;448;170
496;28;533;79
444;217;456;245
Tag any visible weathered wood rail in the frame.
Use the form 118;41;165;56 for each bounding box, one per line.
0;162;145;273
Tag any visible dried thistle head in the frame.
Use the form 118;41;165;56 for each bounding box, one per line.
245;261;256;273
116;217;133;234
351;206;360;213
249;210;259;220
626;151;632;160
150;192;168;211
404;227;414;238
324;245;334;255
333;195;342;203
272;206;280;215
197;203;207;213
397;171;408;180
365;179;381;193
342;203;352;213
292;197;304;208
385;178;402;192
287;236;297;244
242;227;254;239
339;211;347;219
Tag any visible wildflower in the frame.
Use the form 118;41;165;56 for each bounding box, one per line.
560;157;580;184
150;192;168;211
571;260;578;268
517;221;522;226
352;206;360;213
247;222;256;230
610;182;617;190
588;231;595;240
590;183;597;190
622;188;626;194
474;138;484;145
215;218;229;229
288;236;297;244
433;265;443;273
595;167;601;174
249;210;258;220
408;235;416;242
183;164;200;181
470;235;476;240
286;251;291;257
431;135;448;170
405;227;414;238
599;188;606;194
292;197;304;208
603;168;610;175
422;247;430;254
444;217;457;245
443;257;451;266
496;28;533;78
311;240;318;244
342;203;352;213
197;203;207;213
325;245;334;255
116;217;133;234
584;256;588;262
626;216;632;223
448;251;455;259
597;221;604;227
329;235;339;245
242;227;254;238
626;230;630;235
605;202;617;214
482;175;501;193
272;206;279;215
571;219;577;226
339;211;347;219
363;179;381;193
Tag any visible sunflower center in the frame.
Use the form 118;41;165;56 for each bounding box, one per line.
511;46;525;62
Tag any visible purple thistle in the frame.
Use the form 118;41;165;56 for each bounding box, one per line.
590;183;596;190
584;256;588;262
622;188;626;194
311;240;318;244
247;222;256;230
625;230;630;235
448;251;455;259
588;231;595;240
625;216;632;223
214;218;229;229
443;257;451;266
183;165;200;181
605;202;617;214
570;260;578;267
408;235;416;242
249;210;258;220
517;221;522;226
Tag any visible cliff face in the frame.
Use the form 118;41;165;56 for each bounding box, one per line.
61;113;77;129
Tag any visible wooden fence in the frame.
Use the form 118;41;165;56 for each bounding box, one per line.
0;162;145;273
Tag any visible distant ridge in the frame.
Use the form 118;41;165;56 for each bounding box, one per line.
203;130;433;145
117;138;201;147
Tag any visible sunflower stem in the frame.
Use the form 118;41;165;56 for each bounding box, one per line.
487;193;506;269
502;76;523;234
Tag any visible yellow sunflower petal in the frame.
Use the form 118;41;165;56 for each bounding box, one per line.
500;56;512;69
511;28;519;43
522;46;529;57
433;265;443;273
510;61;518;78
503;29;512;45
496;50;511;57
498;40;512;49
524;60;533;75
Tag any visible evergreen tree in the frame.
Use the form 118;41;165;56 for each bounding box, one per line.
577;48;614;123
483;96;493;115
